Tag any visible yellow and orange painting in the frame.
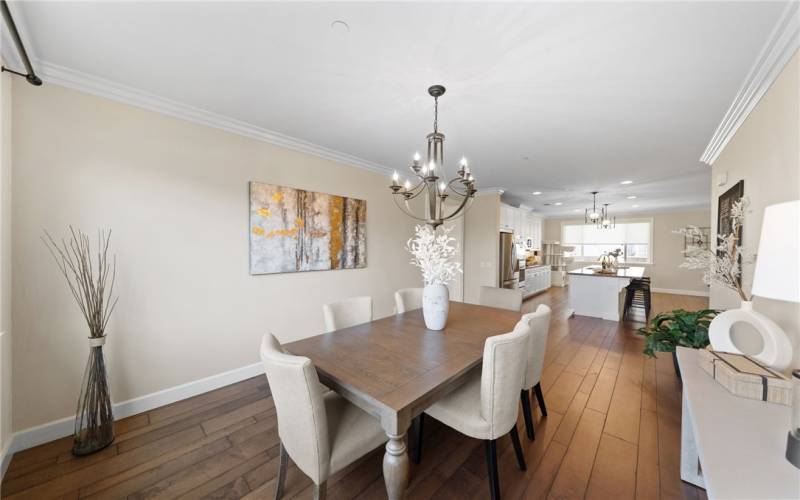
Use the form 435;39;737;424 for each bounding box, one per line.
249;182;367;274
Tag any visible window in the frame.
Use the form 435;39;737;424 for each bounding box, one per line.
561;220;652;264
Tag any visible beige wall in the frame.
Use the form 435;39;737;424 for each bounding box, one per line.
463;193;500;304
543;209;711;294
710;50;800;367
1;68;12;466
11;82;421;431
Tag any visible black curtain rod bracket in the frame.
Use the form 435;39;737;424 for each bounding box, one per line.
1;0;41;86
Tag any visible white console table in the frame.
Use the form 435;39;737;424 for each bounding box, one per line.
677;347;800;499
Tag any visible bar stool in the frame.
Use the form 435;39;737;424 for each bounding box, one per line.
623;277;651;321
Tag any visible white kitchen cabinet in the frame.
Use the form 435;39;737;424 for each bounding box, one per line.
500;204;542;249
500;204;515;231
524;265;550;297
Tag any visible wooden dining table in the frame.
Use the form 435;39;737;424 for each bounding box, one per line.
285;301;522;499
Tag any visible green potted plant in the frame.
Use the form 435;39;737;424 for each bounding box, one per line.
637;308;718;379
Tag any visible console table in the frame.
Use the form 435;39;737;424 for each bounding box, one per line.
677;347;800;499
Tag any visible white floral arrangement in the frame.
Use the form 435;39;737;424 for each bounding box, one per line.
676;198;755;301
406;225;462;286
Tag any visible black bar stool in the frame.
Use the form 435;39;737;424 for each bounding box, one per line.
623;277;651;321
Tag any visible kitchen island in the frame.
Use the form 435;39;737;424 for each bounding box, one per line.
567;265;646;321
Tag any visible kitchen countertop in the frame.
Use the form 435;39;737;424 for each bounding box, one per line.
567;265;646;278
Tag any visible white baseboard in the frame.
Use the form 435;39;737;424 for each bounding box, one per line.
651;288;710;298
1;440;11;479
3;361;264;467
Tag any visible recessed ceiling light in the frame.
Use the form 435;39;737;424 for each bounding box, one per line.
532;191;542;195
330;20;350;32
632;204;639;208
626;195;637;199
620;180;633;185
554;202;563;206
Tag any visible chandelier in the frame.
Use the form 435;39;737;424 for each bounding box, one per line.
585;191;615;229
389;85;477;228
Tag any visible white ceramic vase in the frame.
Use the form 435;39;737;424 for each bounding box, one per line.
708;300;796;370
422;283;449;331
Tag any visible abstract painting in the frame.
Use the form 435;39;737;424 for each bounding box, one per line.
249;182;367;274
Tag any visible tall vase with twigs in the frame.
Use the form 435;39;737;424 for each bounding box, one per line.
43;227;118;456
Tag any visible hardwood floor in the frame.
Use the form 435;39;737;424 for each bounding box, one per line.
2;287;709;499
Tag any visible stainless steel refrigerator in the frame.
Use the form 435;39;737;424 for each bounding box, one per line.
499;231;519;289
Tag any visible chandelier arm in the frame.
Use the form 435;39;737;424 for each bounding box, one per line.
445;179;472;197
392;196;429;223
446;186;469;198
441;193;474;221
394;190;425;202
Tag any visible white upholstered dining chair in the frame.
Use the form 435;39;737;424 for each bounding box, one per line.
518;304;551;440
413;321;531;500
479;286;523;312
322;296;372;333
394;287;423;314
260;334;388;500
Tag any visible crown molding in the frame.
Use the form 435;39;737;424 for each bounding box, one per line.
700;2;799;165
476;187;504;196
34;60;395;176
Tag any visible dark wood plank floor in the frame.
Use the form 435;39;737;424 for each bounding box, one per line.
2;287;709;499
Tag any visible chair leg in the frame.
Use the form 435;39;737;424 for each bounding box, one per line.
485;439;501;500
313;481;327;500
534;382;547;417
509;424;527;471
275;441;289;500
520;389;535;441
411;413;424;464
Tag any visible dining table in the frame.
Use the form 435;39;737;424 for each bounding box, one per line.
285;301;522;499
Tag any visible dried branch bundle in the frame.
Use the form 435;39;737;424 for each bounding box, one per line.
675;198;755;301
43;227;118;338
407;224;462;286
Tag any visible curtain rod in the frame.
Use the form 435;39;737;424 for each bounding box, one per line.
1;0;41;86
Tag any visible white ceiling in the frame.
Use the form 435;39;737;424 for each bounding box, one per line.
8;1;792;216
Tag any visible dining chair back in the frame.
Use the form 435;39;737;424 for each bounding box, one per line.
517;304;552;441
394;288;423;314
521;304;552;389
480;322;532;439
260;334;331;485
479;286;523;312
418;322;532;500
322;296;372;333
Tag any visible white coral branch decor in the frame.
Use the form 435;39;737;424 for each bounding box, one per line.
675;198;755;302
406;225;463;286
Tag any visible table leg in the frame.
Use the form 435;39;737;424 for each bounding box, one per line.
680;390;705;488
383;432;409;499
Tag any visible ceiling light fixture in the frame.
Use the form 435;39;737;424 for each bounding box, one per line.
532;191;542;195
586;192;615;229
585;191;602;223
627;195;637;199
389;85;476;228
620;180;634;185
599;203;615;229
554;202;563;206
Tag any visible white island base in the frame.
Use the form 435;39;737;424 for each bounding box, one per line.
567;266;646;321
